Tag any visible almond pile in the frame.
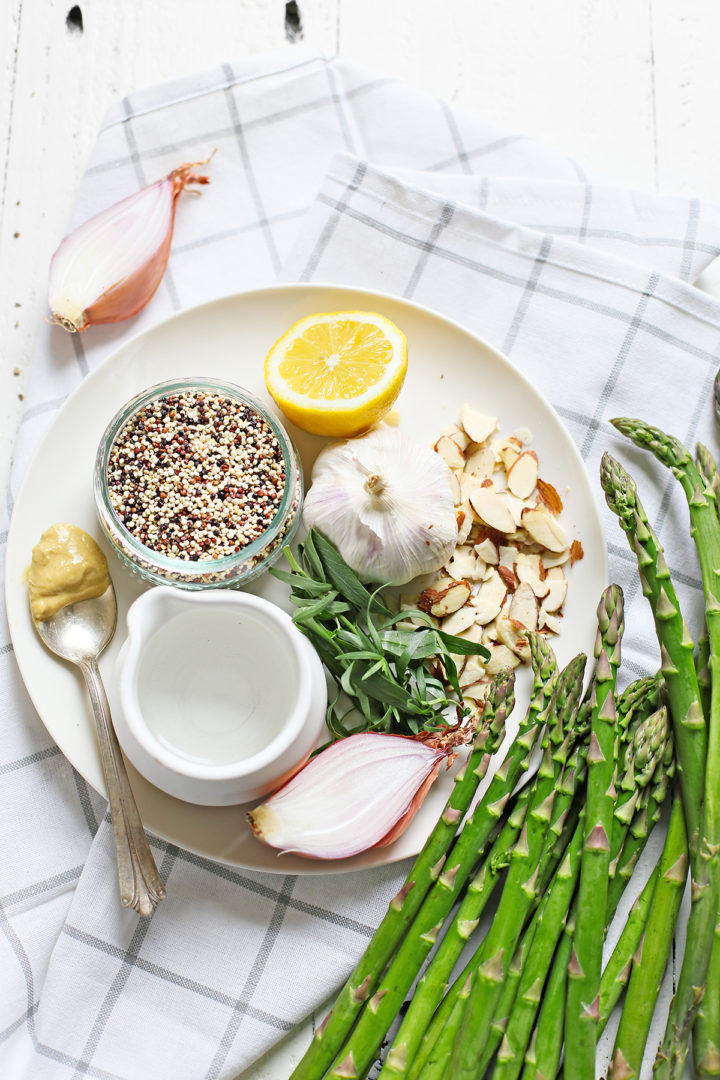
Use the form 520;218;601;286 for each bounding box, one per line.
402;405;583;706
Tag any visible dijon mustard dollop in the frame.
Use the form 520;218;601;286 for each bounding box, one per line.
28;523;109;622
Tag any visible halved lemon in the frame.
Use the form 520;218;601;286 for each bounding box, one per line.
264;310;408;437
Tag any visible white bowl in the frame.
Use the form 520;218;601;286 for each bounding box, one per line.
111;587;327;806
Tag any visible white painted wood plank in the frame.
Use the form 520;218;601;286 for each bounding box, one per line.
338;0;658;191
651;0;720;199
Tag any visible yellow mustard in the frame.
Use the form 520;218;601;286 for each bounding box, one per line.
28;523;109;621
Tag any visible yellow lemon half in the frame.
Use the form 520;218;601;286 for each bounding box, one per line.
264;311;408;437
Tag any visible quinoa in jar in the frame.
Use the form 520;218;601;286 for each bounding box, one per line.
94;380;302;588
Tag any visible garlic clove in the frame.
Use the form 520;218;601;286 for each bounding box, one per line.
246;733;446;859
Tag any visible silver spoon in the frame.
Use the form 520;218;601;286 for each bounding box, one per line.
31;582;166;917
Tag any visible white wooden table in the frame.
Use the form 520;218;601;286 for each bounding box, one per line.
2;2;719;1075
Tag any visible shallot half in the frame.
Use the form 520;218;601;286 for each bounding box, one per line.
246;733;448;859
48;160;211;333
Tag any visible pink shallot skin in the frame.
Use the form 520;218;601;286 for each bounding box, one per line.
49;162;210;333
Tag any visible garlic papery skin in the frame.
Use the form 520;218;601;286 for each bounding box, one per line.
48;161;211;333
302;426;458;586
246;733;447;859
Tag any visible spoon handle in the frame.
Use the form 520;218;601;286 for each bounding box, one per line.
79;658;166;917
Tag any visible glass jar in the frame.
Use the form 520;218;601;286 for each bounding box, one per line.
94;378;303;589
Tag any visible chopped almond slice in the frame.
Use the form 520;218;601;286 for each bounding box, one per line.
496;612;532;658
506;451;539;499
460;472;485;504
448;469;462;504
460;405;498;444
441;606;477;636
542;575;568;613
484;643;521;674
541;549;571;569
456;503;474;546
509;582;539;631
464;445;495;479
536;478;563;514
515;554;550;600
434;434;466;469
521;506;568;553
539;607;563;634
570;539;584;566
463;682;491;702
497;490;528;527
456;622;485;645
474;538;499;565
498;565;518;592
499;544;519;569
470;569;507;624
417;580;471;617
497;437;523;471
446;545;480;581
460;657;487;688
470;488;516;534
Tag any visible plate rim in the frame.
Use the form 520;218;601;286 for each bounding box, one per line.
6;281;609;874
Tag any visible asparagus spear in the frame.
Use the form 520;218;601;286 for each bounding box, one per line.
563;585;624;1077
597;864;660;1034
601;452;706;853
608;789;688;1079
447;654;588;1078
694;441;720;1079
287;668;517;1080
380;725;588;1080
520;920;573;1080
611;418;720;1078
312;641;556;1080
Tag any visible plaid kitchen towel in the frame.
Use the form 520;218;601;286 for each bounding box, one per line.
3;44;720;1079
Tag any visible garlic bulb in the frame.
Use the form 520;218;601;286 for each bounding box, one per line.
302;426;458;585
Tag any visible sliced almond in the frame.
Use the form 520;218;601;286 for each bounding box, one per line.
541;549;571;569
496;612;532;659
498;544;519;570
484;643;521;674
536;477;564;515
521;506;569;553
539;607;563;634
448;469;462;504
497;436;523;471
506;451;539;499
497;490;528;527
441;606;476;636
456;622;485;645
474;538;499;565
456;503;473;546
464;445;495;479
417;580;472;617
442;424;470;451
515;553;550;600
570;539;584;566
470;488;516;534
434;435;466;469
509;582;539;631
460;657;487;688
460;472;486;504
542;575;568;613
470;569;507;624
498;564;518;592
460;405;498;445
446;545;480;581
463;682;490;703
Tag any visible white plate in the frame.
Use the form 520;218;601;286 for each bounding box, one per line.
5;284;607;874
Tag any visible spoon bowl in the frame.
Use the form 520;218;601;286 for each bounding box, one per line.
31;580;165;917
33;583;117;662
